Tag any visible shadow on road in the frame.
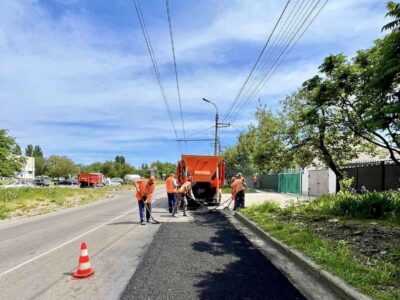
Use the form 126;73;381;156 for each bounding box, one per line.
121;211;305;299
191;213;305;300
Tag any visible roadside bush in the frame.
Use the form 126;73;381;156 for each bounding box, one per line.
301;191;400;222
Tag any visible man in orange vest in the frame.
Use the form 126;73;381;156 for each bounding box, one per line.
133;177;156;225
172;176;194;217
165;173;178;213
232;173;246;210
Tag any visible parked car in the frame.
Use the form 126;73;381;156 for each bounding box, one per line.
108;180;123;186
33;179;51;187
2;182;34;188
58;179;74;185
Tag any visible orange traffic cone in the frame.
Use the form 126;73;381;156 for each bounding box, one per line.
73;242;95;278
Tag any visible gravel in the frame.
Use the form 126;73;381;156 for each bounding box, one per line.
121;211;305;300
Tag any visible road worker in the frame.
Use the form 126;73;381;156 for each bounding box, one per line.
133;177;156;225
172;176;194;217
165;173;178;213
252;175;258;189
232;173;246;210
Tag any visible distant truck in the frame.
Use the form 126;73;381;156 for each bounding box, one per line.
177;155;225;205
78;173;104;188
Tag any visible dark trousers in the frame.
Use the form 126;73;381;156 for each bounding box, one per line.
167;193;176;213
234;190;245;210
138;201;152;222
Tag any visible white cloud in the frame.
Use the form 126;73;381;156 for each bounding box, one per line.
0;0;388;163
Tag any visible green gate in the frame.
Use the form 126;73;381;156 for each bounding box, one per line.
278;173;301;194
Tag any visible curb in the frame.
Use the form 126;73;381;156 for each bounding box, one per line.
234;212;372;300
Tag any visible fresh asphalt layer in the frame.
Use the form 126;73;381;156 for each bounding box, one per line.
121;211;306;300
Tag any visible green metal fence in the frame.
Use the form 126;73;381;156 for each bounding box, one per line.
278;173;301;194
259;174;279;192
259;172;301;194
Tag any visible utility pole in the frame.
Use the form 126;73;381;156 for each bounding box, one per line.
202;98;230;155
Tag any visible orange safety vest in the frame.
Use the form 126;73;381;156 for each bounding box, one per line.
135;179;155;203
165;176;177;193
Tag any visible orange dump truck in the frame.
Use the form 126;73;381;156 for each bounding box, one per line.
177;155;225;205
78;173;104;188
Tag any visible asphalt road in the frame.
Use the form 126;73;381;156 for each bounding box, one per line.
0;187;167;300
121;211;306;300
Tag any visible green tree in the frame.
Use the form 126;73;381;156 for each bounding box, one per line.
25;144;33;157
46;156;77;179
252;107;290;172
15;144;22;155
382;1;400;32
223;127;256;177
0;129;25;177
283;76;372;181
33;146;43;157
35;157;48;176
115;155;126;165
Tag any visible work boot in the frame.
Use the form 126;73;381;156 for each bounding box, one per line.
141;221;146;225
183;213;187;217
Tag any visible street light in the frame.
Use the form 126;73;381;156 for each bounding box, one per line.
202;98;219;155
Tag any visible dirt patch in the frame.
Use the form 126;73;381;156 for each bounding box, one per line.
288;214;400;265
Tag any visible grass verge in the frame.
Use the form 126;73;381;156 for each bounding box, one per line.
0;187;112;220
242;194;400;300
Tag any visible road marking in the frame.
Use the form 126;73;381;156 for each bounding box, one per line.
0;206;139;277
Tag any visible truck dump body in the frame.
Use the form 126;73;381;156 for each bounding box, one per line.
78;173;104;188
177;155;225;204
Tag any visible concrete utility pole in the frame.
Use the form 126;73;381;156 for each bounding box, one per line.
202;98;230;155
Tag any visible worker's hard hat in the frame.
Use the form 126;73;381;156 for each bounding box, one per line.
149;177;156;184
236;173;242;177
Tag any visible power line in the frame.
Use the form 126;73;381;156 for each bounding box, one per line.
132;0;182;152
166;0;186;150
234;0;304;108
227;0;316;123
222;0;292;123
228;0;327;123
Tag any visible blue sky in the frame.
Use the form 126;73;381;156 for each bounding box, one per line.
0;0;388;167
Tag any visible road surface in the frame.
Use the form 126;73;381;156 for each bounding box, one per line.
0;187;311;300
121;211;305;300
0;187;171;299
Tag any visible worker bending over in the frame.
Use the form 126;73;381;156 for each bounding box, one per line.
172;176;194;217
133;177;156;225
232;173;246;210
165;173;178;213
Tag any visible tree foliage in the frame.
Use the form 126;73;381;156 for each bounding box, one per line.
0;129;25;177
224;3;399;181
46;156;77;178
25;145;33;157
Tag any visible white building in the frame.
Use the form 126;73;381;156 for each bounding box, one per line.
16;156;35;180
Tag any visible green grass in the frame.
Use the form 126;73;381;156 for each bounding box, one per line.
0;187;109;220
242;200;400;300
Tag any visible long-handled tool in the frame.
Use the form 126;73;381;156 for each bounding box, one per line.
143;199;161;224
132;180;161;224
209;196;233;211
186;194;213;212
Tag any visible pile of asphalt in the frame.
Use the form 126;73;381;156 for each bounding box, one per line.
121;212;305;300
